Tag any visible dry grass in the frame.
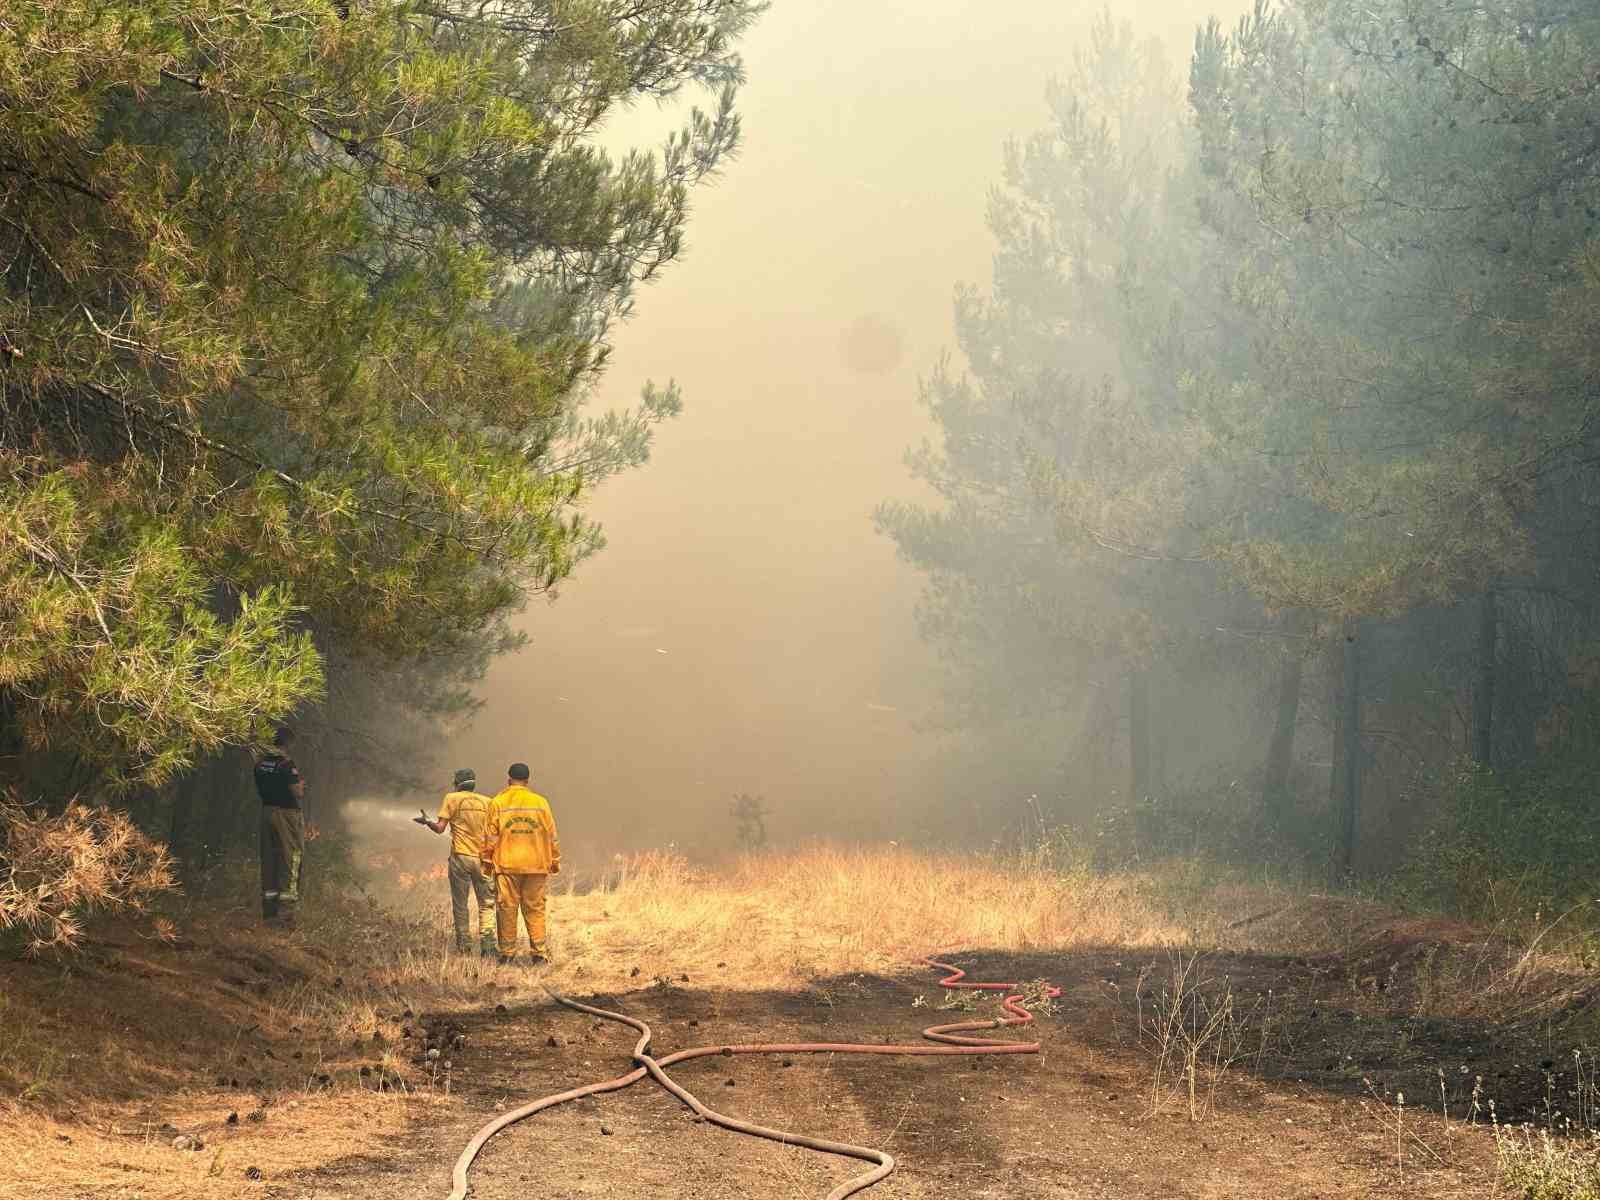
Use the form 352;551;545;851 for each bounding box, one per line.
0;883;477;1198
468;845;1243;995
0;843;1305;1198
1496;1125;1600;1200
280;844;1308;1024
1;1089;447;1199
0;845;1253;1102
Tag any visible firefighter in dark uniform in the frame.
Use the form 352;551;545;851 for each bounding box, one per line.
254;726;305;923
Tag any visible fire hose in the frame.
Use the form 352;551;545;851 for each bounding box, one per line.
447;957;1061;1200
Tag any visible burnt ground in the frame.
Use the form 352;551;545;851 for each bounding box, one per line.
272;947;1517;1200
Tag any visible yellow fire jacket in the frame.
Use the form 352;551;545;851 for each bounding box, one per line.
482;784;561;875
436;789;491;858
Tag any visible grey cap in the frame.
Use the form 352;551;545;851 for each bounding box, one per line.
452;768;476;789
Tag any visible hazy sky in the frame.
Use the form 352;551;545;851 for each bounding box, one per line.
439;2;1244;858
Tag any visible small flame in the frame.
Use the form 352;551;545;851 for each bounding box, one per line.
396;862;448;890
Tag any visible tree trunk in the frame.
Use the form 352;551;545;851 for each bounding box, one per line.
1333;621;1362;879
1473;591;1496;769
1263;611;1307;820
200;754;245;871
1150;699;1165;802
1327;638;1345;858
167;771;202;881
1130;666;1151;805
0;691;21;793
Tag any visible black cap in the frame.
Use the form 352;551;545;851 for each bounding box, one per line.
508;762;530;782
453;768;475;789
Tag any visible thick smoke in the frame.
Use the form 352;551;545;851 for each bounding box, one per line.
423;2;1244;862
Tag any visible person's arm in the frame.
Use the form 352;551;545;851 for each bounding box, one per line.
547;808;561;875
429;794;453;836
287;760;306;801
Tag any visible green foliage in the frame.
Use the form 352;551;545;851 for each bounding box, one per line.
0;1;761;785
1396;745;1600;930
886;0;1600;875
876;13;1265;791
0;469;319;785
1087;777;1329;874
1188;0;1600;616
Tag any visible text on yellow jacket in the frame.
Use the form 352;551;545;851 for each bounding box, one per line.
481;784;560;875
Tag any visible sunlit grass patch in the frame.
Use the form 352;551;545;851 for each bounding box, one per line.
1;1089;443;1200
532;843;1250;993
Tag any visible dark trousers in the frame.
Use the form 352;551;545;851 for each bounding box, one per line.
259;806;304;917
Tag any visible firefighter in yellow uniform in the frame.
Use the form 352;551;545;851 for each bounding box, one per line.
480;762;560;965
419;768;496;957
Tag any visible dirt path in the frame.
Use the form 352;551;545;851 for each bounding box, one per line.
283;952;1497;1200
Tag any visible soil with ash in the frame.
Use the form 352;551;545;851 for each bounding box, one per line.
1224;920;1600;1128
286;950;1503;1200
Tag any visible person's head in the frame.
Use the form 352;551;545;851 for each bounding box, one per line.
507;763;530;785
453;768;476;791
272;726;294;749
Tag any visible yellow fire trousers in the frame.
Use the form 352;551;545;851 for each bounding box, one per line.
494;871;548;957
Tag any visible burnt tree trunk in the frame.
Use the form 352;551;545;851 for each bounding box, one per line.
1473;591;1497;769
1333;621;1362;879
1130;666;1151;805
1263;611;1307;820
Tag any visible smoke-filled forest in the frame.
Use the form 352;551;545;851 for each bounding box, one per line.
885;0;1600;900
6;3;1600;1199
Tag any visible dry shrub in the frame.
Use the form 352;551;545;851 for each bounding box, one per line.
1496;1124;1600;1200
0;796;175;951
1136;952;1255;1121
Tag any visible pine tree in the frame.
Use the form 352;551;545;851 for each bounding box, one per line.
0;1;762;786
1180;0;1600;863
1188;0;1600;617
878;14;1266;804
